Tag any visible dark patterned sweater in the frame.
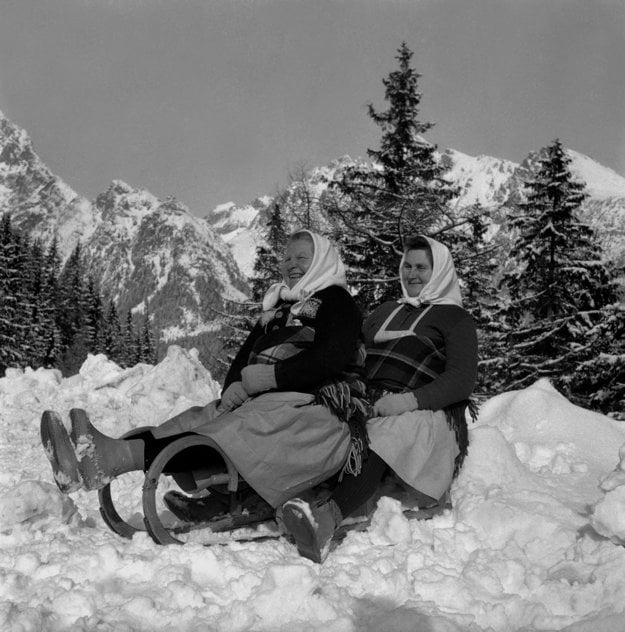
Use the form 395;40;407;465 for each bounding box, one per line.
363;302;478;411
223;285;362;395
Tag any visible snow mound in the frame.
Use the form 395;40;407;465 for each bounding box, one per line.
1;356;625;631
0;480;79;530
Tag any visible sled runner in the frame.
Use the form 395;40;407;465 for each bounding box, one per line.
98;432;251;544
98;429;452;547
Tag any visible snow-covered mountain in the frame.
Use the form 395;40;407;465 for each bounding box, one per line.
441;149;518;208
205;199;270;278
0;115;98;251
210;148;625;275
0;111;248;378
2;107;623;374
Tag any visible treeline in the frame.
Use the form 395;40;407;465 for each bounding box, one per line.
0;215;156;376
249;42;625;417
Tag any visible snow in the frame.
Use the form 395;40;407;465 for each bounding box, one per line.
2;355;625;631
222;226;262;278
445;148;518;208
567;150;625;200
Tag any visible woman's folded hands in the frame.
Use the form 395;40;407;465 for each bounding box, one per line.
373;392;419;417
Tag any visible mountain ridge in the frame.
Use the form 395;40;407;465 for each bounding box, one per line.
0;110;248;378
2;109;624;377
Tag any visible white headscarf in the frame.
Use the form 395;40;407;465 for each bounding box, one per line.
398;236;463;308
262;230;347;314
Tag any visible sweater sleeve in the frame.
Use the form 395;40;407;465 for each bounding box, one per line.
413;311;478;411
273;286;362;392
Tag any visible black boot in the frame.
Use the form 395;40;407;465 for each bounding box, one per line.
281;497;343;563
69;409;144;491
40;411;82;493
163;490;229;522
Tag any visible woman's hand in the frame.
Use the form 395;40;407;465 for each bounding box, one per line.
219;381;250;412
241;364;277;395
373;392;418;417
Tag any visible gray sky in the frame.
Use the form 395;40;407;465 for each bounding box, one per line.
1;0;623;215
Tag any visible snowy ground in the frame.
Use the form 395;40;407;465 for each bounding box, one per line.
1;346;625;632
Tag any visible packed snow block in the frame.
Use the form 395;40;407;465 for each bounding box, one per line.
591;444;625;543
78;353;125;386
474;379;625;477
252;565;338;628
453;380;625;563
368;496;413;546
0;480;78;529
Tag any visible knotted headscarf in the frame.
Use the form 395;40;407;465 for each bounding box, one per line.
262;230;347;316
399;236;463;308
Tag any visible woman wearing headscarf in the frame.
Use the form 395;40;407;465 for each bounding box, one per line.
282;235;478;563
41;230;367;513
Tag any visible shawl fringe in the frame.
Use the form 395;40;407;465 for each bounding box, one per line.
314;379;370;480
444;398;479;478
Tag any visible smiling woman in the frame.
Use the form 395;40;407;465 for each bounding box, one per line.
281;234;478;563
281;231;314;289
41;229;370;533
400;235;433;297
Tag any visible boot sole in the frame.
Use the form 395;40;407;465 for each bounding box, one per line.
281;501;327;563
40;411;82;493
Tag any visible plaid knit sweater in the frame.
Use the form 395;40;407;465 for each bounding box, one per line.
363;301;478;411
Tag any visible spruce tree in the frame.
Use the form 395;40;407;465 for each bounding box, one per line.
139;314;157;364
57;244;86;351
102;301;123;365
498;139;621;400
0;215;22;373
84;276;104;353
11;231;37;366
251;202;287;301
40;237;62;367
22;239;46;368
121;310;136;367
325;42;458;307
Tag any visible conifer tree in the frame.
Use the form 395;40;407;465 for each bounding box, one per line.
57;244;91;374
325;42;459;306
251;202;287;301
497;139;621;399
40;237;62;367
139;314;157;364
84;276;104;353
57;244;86;351
0;215;22;373
121;311;137;367
102;301;123;364
22;239;46;367
11;231;37;366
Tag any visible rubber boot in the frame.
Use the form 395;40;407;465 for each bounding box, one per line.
69;408;144;491
40;411;82;493
281;497;343;563
163;490;229;523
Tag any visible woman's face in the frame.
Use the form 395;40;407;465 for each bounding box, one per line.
282;238;314;289
401;248;433;297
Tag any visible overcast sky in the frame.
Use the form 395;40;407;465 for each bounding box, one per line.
0;0;623;215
